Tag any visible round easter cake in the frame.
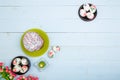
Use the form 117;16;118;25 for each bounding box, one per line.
23;32;44;52
21;29;49;57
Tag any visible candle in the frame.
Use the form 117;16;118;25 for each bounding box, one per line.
38;61;46;68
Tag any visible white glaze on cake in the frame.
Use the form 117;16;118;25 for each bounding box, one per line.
13;58;21;65
80;9;86;17
21;66;28;73
13;65;21;72
21;58;28;65
83;3;90;11
23;32;44;52
86;12;94;19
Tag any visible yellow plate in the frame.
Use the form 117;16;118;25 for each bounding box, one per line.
21;28;49;57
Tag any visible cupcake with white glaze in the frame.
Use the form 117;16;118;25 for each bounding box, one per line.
21;58;28;65
13;58;21;65
13;65;21;72
20;66;28;73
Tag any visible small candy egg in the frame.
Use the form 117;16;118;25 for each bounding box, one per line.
48;50;55;58
53;46;60;52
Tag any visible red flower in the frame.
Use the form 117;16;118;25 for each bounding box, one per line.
0;62;3;66
17;75;28;80
27;75;39;80
0;68;3;72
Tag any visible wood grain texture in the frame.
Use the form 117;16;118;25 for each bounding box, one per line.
0;0;119;32
0;0;120;80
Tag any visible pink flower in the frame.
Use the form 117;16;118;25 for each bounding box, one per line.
0;68;3;72
6;69;9;72
5;66;9;70
35;77;39;80
12;73;16;77
27;75;39;80
9;71;16;77
0;62;3;66
0;62;16;80
17;75;28;80
17;75;39;80
5;66;9;72
17;79;20;80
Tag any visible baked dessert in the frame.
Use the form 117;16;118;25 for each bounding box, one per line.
23;32;44;52
78;3;97;21
11;56;31;75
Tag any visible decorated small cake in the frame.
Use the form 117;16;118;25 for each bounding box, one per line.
13;58;21;65
78;3;97;21
23;32;44;52
21;58;28;65
48;50;55;58
11;56;31;75
13;65;21;72
21;66;28;73
53;46;60;52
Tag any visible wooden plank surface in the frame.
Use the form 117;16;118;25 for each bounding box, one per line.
0;0;120;80
0;0;119;32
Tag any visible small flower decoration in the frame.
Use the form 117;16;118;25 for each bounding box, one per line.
16;75;39;80
0;62;16;80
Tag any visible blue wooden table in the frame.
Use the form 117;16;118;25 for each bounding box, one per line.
0;0;120;80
